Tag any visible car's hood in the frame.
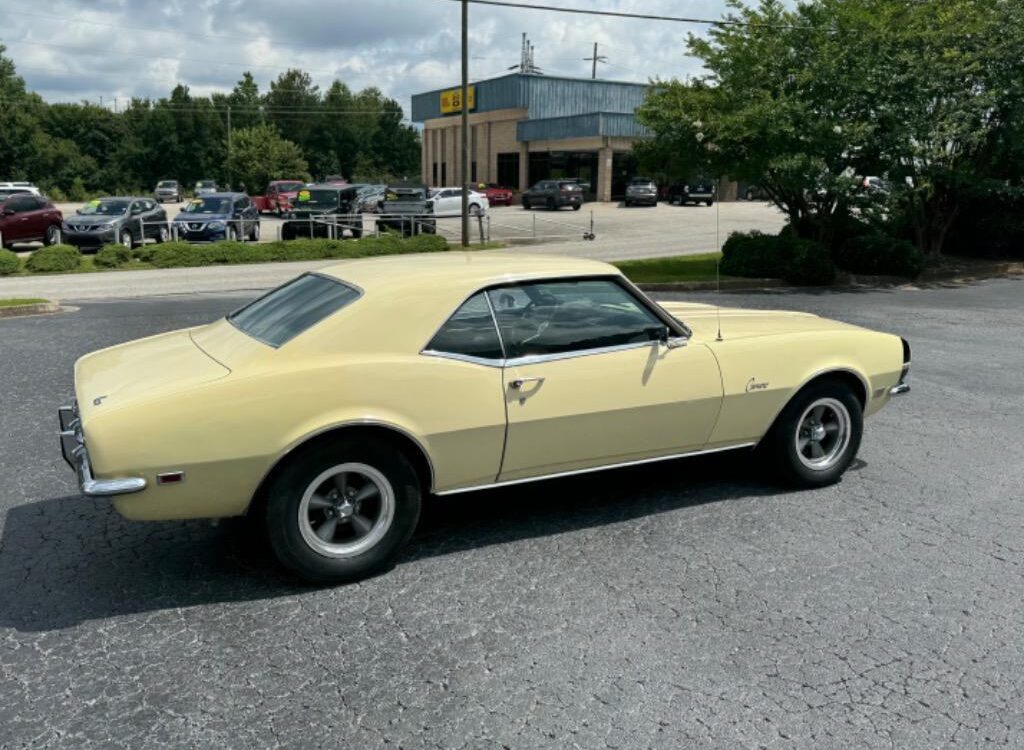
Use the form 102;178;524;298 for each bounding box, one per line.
74;328;231;422
173;213;229;223
67;214;126;225
659;301;863;343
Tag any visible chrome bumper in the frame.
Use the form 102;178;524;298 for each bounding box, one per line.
58;404;147;497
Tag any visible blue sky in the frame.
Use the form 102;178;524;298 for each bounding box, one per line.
3;1;744;116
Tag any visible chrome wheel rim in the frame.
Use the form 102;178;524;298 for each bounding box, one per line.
297;463;395;558
159;227;169;242
121;232;132;248
253;224;260;240
47;226;60;245
795;397;851;470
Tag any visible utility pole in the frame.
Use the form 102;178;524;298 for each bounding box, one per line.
226;104;233;190
460;0;469;247
584;42;608;79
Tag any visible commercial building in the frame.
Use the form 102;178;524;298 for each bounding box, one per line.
410;73;653;202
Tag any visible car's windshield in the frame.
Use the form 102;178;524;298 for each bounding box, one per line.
228;273;361;347
277;182;304;192
157;181;177;188
181;197;231;214
196;181;216;188
293;189;339;209
79;199;130;216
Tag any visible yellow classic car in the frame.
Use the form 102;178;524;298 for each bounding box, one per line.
58;253;910;582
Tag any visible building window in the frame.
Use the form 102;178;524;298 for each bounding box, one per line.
496;152;520;189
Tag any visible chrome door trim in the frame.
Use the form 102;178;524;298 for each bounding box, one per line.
434;441;757;496
421;349;504;368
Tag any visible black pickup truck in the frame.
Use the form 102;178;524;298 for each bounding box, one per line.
281;185;363;240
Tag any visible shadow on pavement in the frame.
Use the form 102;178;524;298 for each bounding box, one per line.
0;452;792;633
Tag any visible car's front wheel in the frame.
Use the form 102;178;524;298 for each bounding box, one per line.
120;229;134;249
44;225;61;246
762;379;863;488
265;437;422;583
522;197;531;209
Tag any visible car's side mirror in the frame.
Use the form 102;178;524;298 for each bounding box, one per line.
646;324;687;349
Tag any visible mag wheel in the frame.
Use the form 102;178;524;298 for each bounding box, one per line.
764;379;862;488
120;230;134;249
265;437;422;583
44;225;61;246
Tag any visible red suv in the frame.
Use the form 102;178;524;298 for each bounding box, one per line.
0;194;63;248
474;182;514;206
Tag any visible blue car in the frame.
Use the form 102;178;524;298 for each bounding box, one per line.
172;192;260;243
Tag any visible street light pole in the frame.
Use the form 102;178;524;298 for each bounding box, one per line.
461;0;470;247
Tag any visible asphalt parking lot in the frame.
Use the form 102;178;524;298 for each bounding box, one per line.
35;200;785;261
1;279;1022;748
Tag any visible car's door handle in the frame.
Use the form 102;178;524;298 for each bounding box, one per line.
510;376;545;389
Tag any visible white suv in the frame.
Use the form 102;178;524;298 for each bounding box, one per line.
0;182;41;196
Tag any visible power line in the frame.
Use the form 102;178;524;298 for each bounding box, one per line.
442;0;802;29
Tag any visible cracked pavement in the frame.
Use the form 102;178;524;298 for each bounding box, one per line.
1;279;1022;748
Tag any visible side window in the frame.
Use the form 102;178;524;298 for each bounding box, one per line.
8;196;34;213
487;279;663;359
425;292;504;361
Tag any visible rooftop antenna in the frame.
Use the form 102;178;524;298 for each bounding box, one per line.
715;183;723;342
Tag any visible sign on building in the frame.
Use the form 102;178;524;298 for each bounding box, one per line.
440;85;476;114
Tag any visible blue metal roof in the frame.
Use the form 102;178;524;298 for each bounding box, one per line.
411;73;650;125
517;112;652;141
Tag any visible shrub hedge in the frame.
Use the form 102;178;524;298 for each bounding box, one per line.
0;249;20;275
25;244;82;273
95;244;133;268
720;230;836;285
833;232;924;278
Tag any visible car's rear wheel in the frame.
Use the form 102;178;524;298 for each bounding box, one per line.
265;437;422;583
44;225;61;246
763;379;863;487
227;225;238;241
250;222;260;241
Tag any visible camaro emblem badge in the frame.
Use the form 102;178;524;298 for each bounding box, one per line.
745;378;769;393
93;395;108;406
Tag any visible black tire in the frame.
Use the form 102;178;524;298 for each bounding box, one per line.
282;223;294;241
155;225;169;244
572;203;582;211
227;225;238;241
746;189;755;201
119;229;134;249
250;222;261;241
522;197;531;210
706;199;714;207
44;224;61;246
762;378;863;488
265;437;422;583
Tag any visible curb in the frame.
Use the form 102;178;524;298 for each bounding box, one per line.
0;301;61;319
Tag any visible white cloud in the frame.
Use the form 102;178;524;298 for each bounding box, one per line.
3;0;741;114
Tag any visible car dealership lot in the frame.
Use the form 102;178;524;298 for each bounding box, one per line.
28;200;787;261
1;280;1022;747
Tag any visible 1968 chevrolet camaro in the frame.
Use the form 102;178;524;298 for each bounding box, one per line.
59;253;910;582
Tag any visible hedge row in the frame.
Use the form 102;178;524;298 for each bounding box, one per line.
721;226;925;285
0;235;451;275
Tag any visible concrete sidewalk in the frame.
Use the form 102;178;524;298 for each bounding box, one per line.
0;236;713;301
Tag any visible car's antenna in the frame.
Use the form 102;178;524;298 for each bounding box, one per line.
715;192;723;342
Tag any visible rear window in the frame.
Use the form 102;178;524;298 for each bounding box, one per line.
228;273;360;347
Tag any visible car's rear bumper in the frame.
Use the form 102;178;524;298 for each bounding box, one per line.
58;404;146;497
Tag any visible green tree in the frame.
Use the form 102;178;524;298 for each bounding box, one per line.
226;124;309;191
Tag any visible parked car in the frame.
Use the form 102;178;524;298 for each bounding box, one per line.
667;180;716;206
355;184;387;213
281;185;363;240
860;176;892;195
521;180;584;210
251;180;306;215
171;193;259;243
624;177;659;207
194;179;219;196
0;193;63;247
377;184;435;236
428;187;490;216
58;253;911;583
154;180;182;203
0;181;42;197
474;182;514;206
64;197;169;250
740;184;768;201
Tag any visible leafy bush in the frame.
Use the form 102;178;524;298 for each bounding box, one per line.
44;185;68;202
720;230;835;285
95;244;133;268
834;232;924;277
719;231;782;278
149;235;450;269
0;249;20;275
25;244;82;273
133;244;157;263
